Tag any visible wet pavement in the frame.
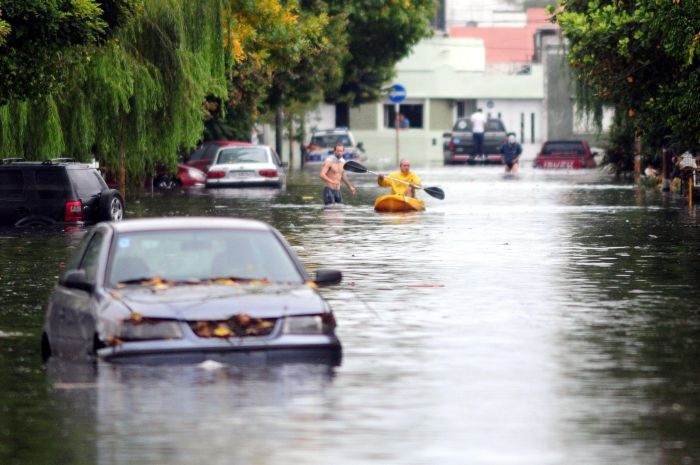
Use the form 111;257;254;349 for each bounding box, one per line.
2;158;700;465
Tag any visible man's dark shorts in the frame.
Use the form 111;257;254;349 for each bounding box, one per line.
323;187;342;205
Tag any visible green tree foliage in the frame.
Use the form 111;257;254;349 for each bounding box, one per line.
0;0;436;182
554;0;700;167
0;0;137;103
325;0;435;105
0;0;227;186
205;0;346;141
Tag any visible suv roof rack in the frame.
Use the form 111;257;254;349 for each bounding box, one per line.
1;157;24;165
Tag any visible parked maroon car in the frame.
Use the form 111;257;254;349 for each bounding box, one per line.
533;140;597;169
153;164;206;188
186;140;252;173
105;164;206;190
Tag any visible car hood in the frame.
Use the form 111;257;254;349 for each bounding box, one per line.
112;283;327;319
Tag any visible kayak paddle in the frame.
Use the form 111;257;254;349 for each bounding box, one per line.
344;160;445;200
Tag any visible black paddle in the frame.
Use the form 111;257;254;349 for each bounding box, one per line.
344;160;445;200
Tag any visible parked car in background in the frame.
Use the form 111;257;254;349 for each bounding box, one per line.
533;140;597;169
304;128;365;165
153;164;206;189
206;145;285;188
0;159;124;227
443;118;507;164
40;217;343;364
186;140;252;173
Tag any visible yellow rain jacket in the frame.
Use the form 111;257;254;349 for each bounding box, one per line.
378;171;422;196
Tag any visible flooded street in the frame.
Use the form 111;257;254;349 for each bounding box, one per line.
2;159;700;465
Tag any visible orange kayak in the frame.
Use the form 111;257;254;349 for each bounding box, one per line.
374;194;425;212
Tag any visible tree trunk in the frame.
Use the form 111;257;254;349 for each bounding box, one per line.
288;114;295;171
634;131;641;184
275;108;283;161
119;113;127;197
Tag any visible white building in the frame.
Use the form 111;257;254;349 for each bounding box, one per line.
329;37;545;167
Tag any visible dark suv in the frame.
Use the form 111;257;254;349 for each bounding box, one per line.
0;160;124;227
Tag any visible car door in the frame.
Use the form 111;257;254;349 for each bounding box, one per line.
52;229;107;357
0;167;27;226
32;167;71;222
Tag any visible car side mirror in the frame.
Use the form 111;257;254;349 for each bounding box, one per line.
314;269;342;286
443;132;452;138
61;269;94;293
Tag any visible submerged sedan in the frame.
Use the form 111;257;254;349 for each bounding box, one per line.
41;217;342;364
205;145;285;188
533;140;598;169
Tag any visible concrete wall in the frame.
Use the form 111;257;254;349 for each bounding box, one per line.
350;104;379;130
430;99;453;131
475;99;543;143
542;35;607;145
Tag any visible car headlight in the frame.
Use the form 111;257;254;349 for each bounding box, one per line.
283;315;324;334
188;168;206;181
117;319;183;341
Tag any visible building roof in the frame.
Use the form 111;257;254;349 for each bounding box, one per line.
391;36;543;100
395;37;485;73
448;8;558;64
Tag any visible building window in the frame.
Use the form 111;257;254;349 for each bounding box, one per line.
384;104;423;129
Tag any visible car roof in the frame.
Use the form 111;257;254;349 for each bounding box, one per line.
312;128;350;135
543;140;588;144
0;160;95;169
107;217;272;234
204;140;252;146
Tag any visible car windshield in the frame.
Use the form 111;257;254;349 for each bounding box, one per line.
542;142;586;156
485;120;505;131
216;147;268;164
310;134;351;148
108;229;303;286
452;119;504;132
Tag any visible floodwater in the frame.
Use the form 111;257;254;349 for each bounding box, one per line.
2;158;700;465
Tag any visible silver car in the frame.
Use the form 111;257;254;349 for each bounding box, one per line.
205;145;285;188
41;217;342;364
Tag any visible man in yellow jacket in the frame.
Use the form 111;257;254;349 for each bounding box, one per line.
377;159;421;197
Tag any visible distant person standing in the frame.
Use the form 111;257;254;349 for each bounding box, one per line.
319;143;356;205
399;113;410;129
498;133;522;174
470;108;487;161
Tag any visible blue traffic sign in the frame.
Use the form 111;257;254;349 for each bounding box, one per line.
387;83;407;104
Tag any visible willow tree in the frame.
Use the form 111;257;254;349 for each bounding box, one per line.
66;0;228;188
0;0;137;104
1;0;228;191
0;0;135;157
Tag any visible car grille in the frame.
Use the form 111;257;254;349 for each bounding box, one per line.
189;314;277;338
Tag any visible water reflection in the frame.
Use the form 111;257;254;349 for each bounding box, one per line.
47;358;336;465
2;165;700;465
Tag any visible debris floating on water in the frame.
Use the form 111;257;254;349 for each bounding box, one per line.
198;360;225;370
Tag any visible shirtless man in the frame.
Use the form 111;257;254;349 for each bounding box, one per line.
319;143;356;205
